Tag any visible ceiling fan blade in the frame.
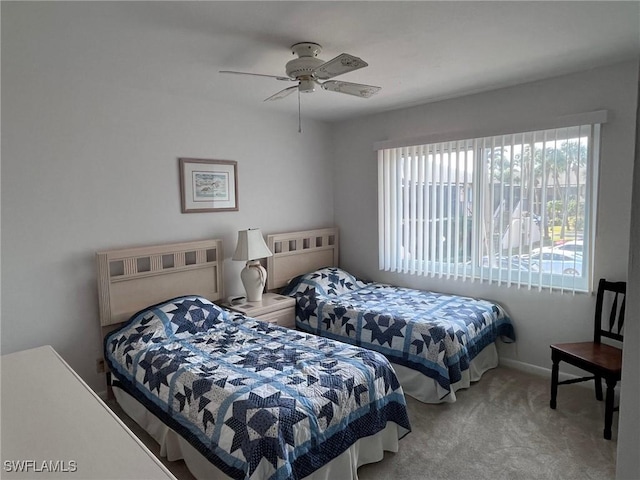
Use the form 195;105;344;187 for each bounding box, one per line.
264;85;298;101
313;53;368;80
219;70;292;82
321;80;381;98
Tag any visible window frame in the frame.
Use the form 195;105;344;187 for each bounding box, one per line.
376;113;605;293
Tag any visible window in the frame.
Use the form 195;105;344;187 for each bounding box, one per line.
377;113;605;292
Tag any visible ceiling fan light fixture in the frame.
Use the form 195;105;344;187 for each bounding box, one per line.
299;78;315;93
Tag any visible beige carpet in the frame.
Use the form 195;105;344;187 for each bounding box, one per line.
110;366;617;480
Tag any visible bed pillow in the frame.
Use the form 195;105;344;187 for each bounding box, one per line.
282;267;367;296
130;295;233;340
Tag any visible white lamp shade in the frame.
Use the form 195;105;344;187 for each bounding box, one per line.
232;229;272;261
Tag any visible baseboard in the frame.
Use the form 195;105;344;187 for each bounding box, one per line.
499;357;591;385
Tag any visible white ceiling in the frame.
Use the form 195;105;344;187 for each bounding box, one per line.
19;1;640;122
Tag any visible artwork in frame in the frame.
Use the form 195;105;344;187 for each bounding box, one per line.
179;158;239;213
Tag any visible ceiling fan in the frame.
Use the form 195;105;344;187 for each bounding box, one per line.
220;42;381;102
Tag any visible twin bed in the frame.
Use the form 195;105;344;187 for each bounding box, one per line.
267;228;515;404
98;228;515;479
97;239;410;480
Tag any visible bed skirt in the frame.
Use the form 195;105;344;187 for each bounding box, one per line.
391;342;499;403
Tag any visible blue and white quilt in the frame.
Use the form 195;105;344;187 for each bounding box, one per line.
282;268;516;400
105;296;410;480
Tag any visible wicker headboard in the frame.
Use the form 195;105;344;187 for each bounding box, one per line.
96;239;224;328
266;228;339;291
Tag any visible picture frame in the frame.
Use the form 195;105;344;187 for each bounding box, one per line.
179;158;239;213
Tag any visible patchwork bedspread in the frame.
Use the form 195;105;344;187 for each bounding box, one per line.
105;296;410;480
283;268;516;399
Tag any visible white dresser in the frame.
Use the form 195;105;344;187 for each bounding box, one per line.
1;345;176;479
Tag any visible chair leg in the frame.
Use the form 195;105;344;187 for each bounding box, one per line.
550;353;560;409
594;375;603;401
604;378;617;440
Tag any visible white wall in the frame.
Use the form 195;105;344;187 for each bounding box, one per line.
331;60;637;372
1;6;334;392
331;60;639;478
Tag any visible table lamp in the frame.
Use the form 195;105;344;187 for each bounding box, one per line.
232;228;273;302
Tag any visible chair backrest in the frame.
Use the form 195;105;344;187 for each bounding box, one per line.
594;278;626;343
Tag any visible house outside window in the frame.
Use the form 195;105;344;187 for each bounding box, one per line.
377;113;605;293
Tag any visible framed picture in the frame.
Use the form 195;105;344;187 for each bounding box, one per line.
179;158;239;213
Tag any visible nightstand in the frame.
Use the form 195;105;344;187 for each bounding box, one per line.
225;292;296;328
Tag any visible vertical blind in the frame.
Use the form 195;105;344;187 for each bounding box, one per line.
377;119;603;293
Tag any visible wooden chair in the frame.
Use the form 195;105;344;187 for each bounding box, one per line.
550;278;626;440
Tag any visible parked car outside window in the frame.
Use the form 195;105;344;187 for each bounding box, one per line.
479;256;536;272
554;240;584;255
522;248;583;276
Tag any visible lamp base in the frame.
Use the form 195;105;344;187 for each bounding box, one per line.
240;260;267;302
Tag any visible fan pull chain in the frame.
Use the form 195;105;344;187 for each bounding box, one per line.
298;88;302;133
